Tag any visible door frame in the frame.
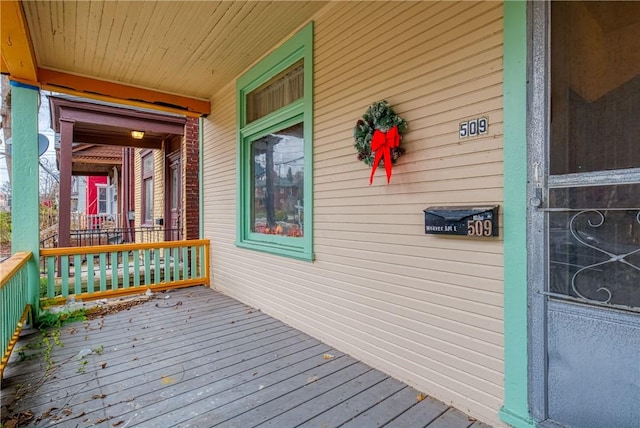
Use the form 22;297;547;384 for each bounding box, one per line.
527;0;549;424
499;2;535;427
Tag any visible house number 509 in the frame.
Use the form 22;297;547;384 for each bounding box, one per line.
467;219;493;237
459;117;488;139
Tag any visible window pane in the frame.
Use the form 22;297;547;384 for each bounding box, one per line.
143;155;154;176
98;188;107;214
550;2;640;175
251;123;303;237
171;168;178;209
247;60;303;123
144;179;153;223
549;184;640;308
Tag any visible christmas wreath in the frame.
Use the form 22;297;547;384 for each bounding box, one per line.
353;100;407;184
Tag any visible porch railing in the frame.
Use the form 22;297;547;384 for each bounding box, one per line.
71;212;121;230
40;239;210;306
1;252;32;378
40;227;183;249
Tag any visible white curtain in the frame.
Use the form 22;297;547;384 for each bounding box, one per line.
247;63;303;123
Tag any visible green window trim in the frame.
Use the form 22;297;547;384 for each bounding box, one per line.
236;22;314;261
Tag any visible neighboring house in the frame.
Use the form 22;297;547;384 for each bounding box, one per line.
5;2;640;427
49;95;200;244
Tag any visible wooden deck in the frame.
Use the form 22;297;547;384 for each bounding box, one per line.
1;286;492;428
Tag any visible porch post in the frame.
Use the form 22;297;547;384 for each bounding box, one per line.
500;1;535;427
10;81;40;312
57;119;74;248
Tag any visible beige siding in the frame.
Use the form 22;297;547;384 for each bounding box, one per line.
202;2;504;425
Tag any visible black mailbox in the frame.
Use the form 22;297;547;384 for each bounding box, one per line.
423;206;499;237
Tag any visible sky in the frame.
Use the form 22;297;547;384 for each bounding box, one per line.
0;89;57;186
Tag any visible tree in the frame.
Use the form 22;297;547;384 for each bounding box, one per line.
1;75;11;184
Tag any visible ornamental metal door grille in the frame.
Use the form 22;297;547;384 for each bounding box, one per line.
547;185;640;311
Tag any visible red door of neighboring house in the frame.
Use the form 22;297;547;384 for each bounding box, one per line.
87;176;108;229
166;153;182;241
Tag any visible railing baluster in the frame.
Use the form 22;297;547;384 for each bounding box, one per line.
87;254;95;293
164;248;171;282
199;245;205;278
99;253;107;291
73;254;82;295
173;247;179;281
61;255;69;297
47;256;55;298
133;250;140;287
190;246;197;280
110;251;118;290
182;247;188;280
154;249;160;283
123;249;130;289
144;249;151;285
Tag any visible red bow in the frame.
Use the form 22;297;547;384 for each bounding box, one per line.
369;126;400;185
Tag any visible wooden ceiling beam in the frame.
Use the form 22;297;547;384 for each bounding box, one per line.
73;158;122;165
39;69;210;117
73;133;163;150
0;0;38;85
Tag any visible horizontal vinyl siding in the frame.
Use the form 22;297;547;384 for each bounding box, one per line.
202;2;504;426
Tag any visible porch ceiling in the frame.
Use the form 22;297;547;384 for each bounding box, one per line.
2;1;328;116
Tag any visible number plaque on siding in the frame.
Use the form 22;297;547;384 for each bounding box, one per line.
423;206;499;237
459;117;488;139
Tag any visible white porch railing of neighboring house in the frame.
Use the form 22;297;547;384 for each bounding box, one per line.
71;212;121;230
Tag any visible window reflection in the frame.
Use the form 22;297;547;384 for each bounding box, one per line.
251;123;304;237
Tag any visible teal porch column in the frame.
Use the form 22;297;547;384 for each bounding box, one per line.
10;81;41;313
500;1;535;427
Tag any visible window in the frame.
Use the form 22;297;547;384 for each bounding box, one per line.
236;22;313;260
142;152;154;225
96;185;108;214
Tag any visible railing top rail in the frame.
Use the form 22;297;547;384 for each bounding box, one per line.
0;252;33;288
40;239;210;257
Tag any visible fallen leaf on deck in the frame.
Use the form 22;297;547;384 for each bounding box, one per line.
99;361;107;369
161;375;176;384
92;394;107;399
61;408;72;416
417;393;426;402
6;410;34;427
40;408;58;420
307;375;319;383
113;421;124;427
322;353;335;360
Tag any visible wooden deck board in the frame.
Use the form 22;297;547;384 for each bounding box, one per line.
1;286;491;428
340;386;421;428
294;377;407;427
428;407;477;428
383;395;450;428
